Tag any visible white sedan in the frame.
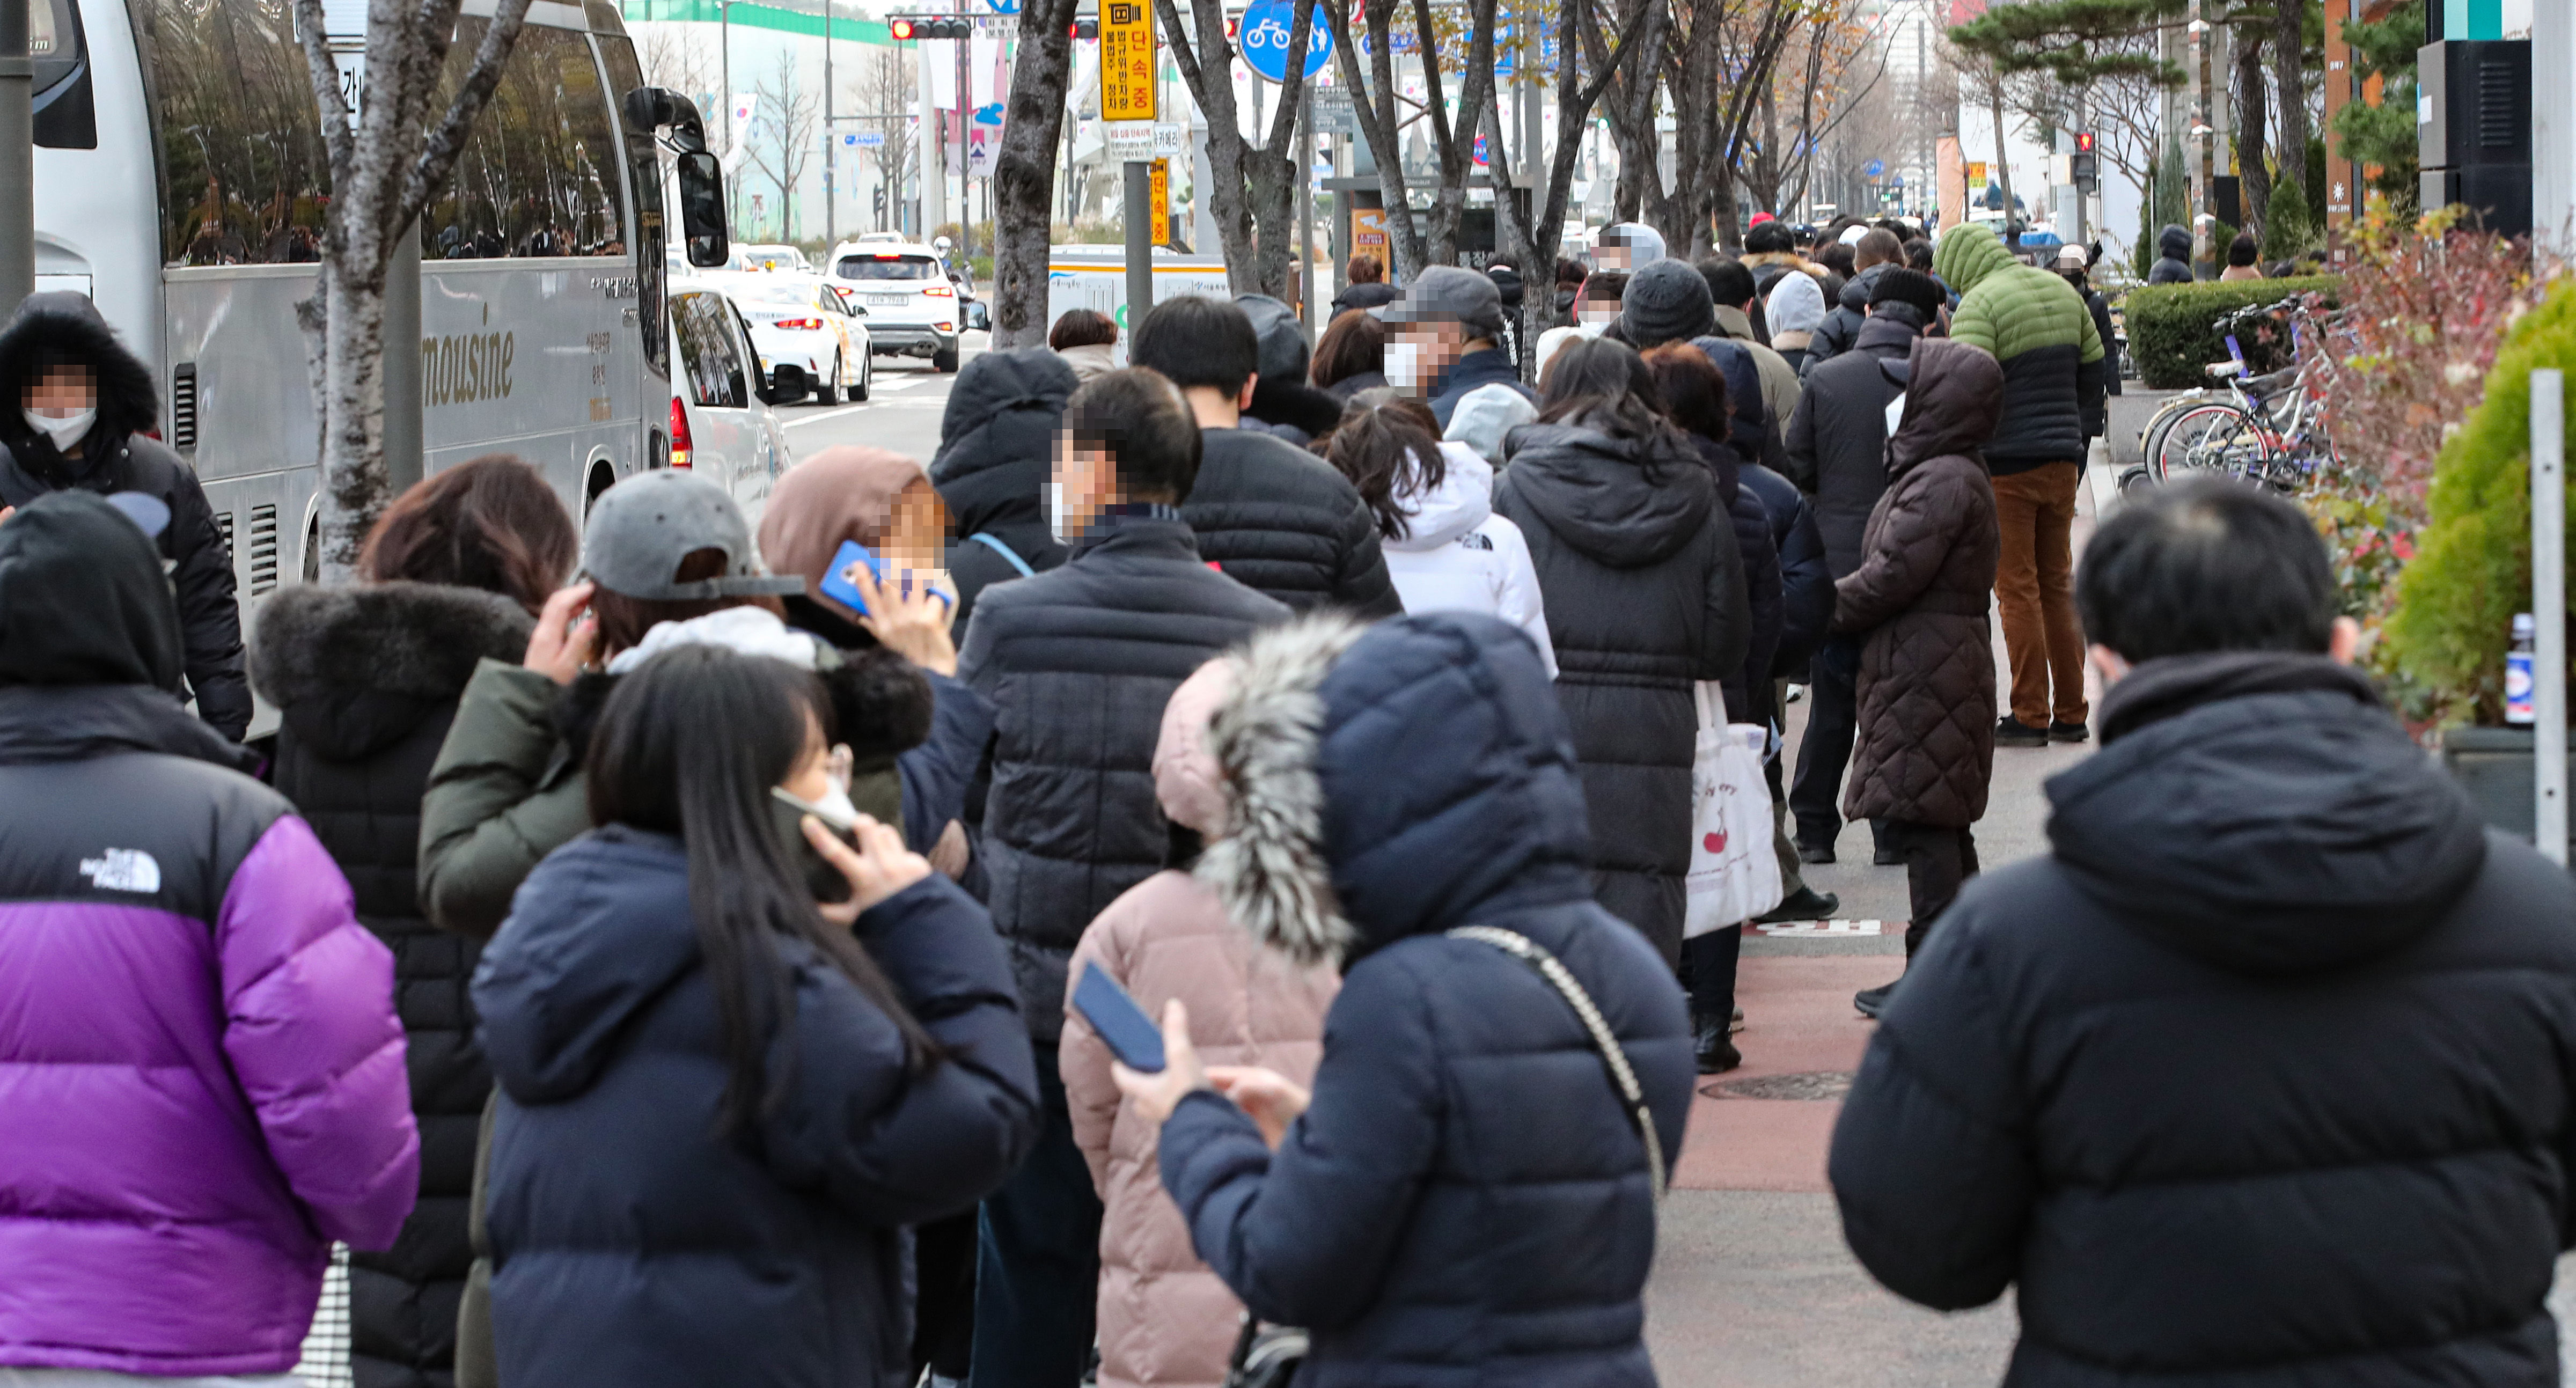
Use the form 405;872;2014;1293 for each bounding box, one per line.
731;277;874;404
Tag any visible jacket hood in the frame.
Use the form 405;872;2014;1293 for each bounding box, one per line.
1838;262;1891;312
1765;271;1826;336
250;582;534;761
0;681;259;772
1198;613;1591;967
1058;341;1120;382
1443;383;1538;464
1153;659;1235;835
1503;422;1715;568
1888;338;2003;476
0;488;183;693
1854;312;1925;358
476;826;707;1103
1693;335;1771;448
932;349;1077;546
1246;377;1346;442
0;292;157;467
2046;651;2490;977
1392;442;1494;551
1238;294;1312;384
1932;223;2015;296
2157;224;2192;261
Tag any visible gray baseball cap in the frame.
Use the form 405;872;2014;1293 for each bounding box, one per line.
1384;265;1507;340
582;470;805;600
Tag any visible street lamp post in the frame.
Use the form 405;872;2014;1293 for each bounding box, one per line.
824;0;834;246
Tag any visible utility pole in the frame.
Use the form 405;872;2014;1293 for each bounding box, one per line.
956;0;970;254
824;0;834;246
0;0;33;319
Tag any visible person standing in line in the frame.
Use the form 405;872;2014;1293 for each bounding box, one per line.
1379;267;1539;427
1127;297;1403;617
1782;268;1946;866
1830;478;2576;1384
1329;252;1401;320
1694;259;1804;446
1933;222;2105;748
0;292;251;738
1106;612;1694;1388
1234;294;1347;446
1048;309;1121;383
0;490;421;1383
1059;662;1339;1388
930;348;1081;632
249;455;576;1388
1319;391;1553;669
957;369;1290;1388
1764;270;1828;376
472;645;1039;1388
1802;227;1905;373
1495;337;1749;968
1309;309;1389;400
1831;339;2004;1018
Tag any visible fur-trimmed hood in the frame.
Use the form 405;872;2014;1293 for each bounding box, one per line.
0;292;158;478
251;581;533;761
1198;612;1592;967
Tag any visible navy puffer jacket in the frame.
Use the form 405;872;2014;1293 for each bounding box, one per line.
1158;614;1695;1388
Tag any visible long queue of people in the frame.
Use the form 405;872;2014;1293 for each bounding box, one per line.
4;201;2574;1388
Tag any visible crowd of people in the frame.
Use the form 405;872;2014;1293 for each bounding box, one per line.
0;205;2572;1388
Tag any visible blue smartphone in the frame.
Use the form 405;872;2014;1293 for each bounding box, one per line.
1072;961;1166;1073
818;538;883;614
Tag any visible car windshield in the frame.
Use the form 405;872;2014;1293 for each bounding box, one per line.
838;255;936;281
740;282;819;306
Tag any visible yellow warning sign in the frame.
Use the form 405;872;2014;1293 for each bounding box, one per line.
1150;159;1170;246
1100;1;1157;122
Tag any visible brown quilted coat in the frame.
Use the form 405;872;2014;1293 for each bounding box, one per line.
1832;339;2005;828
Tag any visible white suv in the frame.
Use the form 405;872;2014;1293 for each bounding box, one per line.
826;238;963;372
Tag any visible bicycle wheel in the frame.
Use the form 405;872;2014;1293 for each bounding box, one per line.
2147;401;2271;482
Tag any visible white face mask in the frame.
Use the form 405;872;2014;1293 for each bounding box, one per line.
1044;481;1070;544
25;407;93;451
810;781;861;827
1385;340;1428;393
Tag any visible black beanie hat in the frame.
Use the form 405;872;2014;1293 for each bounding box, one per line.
1619;259;1717;349
1867;266;1947;321
0;489;184;691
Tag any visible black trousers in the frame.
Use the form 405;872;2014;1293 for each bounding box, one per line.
968;1045;1101;1388
911;1210;979;1380
1788;633;1862;848
1887;820;1978;956
1683;926;1742;1027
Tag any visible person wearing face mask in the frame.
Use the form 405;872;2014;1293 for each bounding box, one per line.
1384;266;1536;429
0;292;252;739
930;348;1082;634
951;367;1288;1388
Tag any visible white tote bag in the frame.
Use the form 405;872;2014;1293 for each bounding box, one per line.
1683;682;1785;939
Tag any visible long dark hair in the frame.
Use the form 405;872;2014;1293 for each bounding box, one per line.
585;645;936;1130
360;454;578;613
1320;394;1445;541
1539;337;1685;480
1638;343;1731;444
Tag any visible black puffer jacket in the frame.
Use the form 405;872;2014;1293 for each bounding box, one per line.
957;512;1288;1039
1800;262;1890;376
1740;459;1831;678
476;832;1040;1388
1786;311;1921;578
930;348;1077;631
1830;651;2576;1387
2147;224;2194;285
1159;613;1694;1388
251;581;531;1388
1182;428;1402;618
1496;421;1749;966
0;292;249;739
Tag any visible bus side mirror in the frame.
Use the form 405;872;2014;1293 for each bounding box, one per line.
676;151;729;268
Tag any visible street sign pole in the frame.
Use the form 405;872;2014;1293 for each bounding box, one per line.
1100;0;1156;324
2534;368;2568;866
0;0;33;320
823;0;834;246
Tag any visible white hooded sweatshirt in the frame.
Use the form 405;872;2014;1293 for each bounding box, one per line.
1383;441;1555;676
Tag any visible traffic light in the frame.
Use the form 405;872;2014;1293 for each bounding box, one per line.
889;14;971;40
1071;17;1097;37
2071;131;2098;192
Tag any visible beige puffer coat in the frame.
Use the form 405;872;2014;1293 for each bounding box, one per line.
1060;661;1339;1388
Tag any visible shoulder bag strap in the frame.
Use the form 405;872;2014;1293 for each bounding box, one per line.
1446;926;1666;1200
967;531;1038;578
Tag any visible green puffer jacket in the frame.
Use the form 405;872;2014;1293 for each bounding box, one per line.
1933;223;2106;474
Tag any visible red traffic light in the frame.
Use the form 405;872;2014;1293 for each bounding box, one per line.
890;16;916;38
2073;130;2096;152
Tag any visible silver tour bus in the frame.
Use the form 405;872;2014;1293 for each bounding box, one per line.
26;0;733;610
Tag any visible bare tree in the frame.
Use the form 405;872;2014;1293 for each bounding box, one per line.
292;0;536;569
993;0;1078;345
636;24;712;109
1158;0;1330;293
744;51;817;240
864;47;915;232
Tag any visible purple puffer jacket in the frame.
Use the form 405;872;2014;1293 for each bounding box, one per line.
0;684;420;1377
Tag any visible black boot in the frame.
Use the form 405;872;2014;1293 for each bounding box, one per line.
1694;1012;1742;1074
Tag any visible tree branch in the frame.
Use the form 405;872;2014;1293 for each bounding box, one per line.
400;0;538;231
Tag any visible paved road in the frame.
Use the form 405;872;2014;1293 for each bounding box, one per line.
768;332;987;465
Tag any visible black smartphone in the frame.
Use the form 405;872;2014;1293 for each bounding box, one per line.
1072;960;1166;1074
773;788;858;905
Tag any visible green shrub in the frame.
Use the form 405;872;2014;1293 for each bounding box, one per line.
2383;276;2576;724
2122;275;2343;388
2261;182;2313;261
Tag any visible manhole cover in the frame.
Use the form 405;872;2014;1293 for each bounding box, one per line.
1703;1071;1853;1101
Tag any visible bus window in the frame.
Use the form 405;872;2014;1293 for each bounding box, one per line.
670;291;746;410
595;29;666;377
422;23;625;259
140;0;329;265
31;0;93;149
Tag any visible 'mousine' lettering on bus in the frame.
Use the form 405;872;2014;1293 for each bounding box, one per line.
422;331;517;406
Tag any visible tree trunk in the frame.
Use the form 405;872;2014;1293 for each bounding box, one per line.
1323;0;1431;277
993;0;1078;346
2272;0;2308;216
1158;0;1322;296
1988;77;2016;248
2235;19;2270;241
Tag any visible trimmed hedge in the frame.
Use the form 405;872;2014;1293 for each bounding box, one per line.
2385;276;2576;723
2120;275;2343;388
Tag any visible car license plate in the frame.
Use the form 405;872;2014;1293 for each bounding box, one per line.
867;294;909;307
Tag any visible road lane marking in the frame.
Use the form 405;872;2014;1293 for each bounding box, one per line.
783;405;873;429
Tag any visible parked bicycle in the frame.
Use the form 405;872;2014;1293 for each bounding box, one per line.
2136;294;2341;491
